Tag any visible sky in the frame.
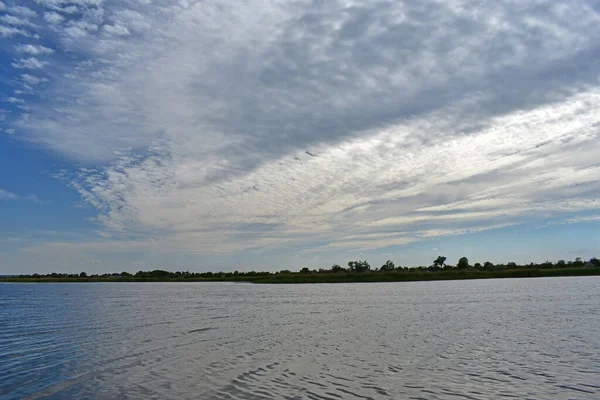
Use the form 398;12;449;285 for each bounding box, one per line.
1;0;599;275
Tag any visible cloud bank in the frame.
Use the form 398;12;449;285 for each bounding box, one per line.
1;0;600;268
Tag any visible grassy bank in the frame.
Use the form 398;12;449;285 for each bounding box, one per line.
251;267;600;283
0;276;266;283
2;267;599;284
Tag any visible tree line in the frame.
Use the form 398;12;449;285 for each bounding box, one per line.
300;256;599;274
10;256;600;280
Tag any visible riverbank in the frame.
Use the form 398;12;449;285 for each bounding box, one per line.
2;267;599;284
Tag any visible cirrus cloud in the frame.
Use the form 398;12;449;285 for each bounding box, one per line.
11;57;49;69
2;0;600;268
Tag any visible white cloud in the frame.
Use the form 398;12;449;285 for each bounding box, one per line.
0;25;28;37
21;74;48;85
5;0;600;260
0;189;19;200
48;5;79;14
0;189;41;202
11;57;49;69
0;1;5;11
64;20;99;37
15;44;55;55
536;215;600;228
8;6;38;18
43;12;65;25
103;24;129;36
112;10;151;32
34;0;103;6
52;87;599;253
0;14;37;28
5;97;25;104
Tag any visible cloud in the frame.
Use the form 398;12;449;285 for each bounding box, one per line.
536;215;600;229
55;87;598;254
43;5;78;14
3;0;600;260
103;24;129;36
43;12;64;25
11;57;49;69
0;25;28;37
5;97;25;104
15;44;54;55
25;194;43;204
34;0;104;6
0;14;37;28
21;74;48;85
7;6;38;18
64;20;99;37
0;1;5;11
0;188;43;202
0;189;19;200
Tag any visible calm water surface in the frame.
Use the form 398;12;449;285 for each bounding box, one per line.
1;277;599;399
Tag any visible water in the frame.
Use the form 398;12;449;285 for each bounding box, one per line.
1;277;599;400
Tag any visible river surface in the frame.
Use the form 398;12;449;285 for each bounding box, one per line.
1;277;599;399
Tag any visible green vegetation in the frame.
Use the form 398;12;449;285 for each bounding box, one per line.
2;256;599;284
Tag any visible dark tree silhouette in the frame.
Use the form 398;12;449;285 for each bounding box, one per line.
380;260;395;271
457;257;469;269
331;264;345;273
348;260;371;273
433;256;446;268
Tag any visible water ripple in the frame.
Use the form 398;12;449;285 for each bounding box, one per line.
1;279;599;399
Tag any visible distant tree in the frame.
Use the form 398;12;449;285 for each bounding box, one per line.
574;257;584;267
348;260;371;273
506;262;517;269
457;257;469;269
556;260;566;267
540;261;554;269
473;262;482;269
483;261;494;271
79;272;87;278
380;260;395;271
590;257;600;267
433;256;446;268
121;271;132;277
300;267;311;274
331;264;345;273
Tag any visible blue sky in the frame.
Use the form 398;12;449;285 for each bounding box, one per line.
1;0;599;275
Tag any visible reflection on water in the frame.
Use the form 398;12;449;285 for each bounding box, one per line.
1;278;599;399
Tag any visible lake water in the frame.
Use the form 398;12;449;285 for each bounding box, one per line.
1;277;599;399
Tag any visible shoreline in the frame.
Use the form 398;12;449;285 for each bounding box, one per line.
2;267;599;284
